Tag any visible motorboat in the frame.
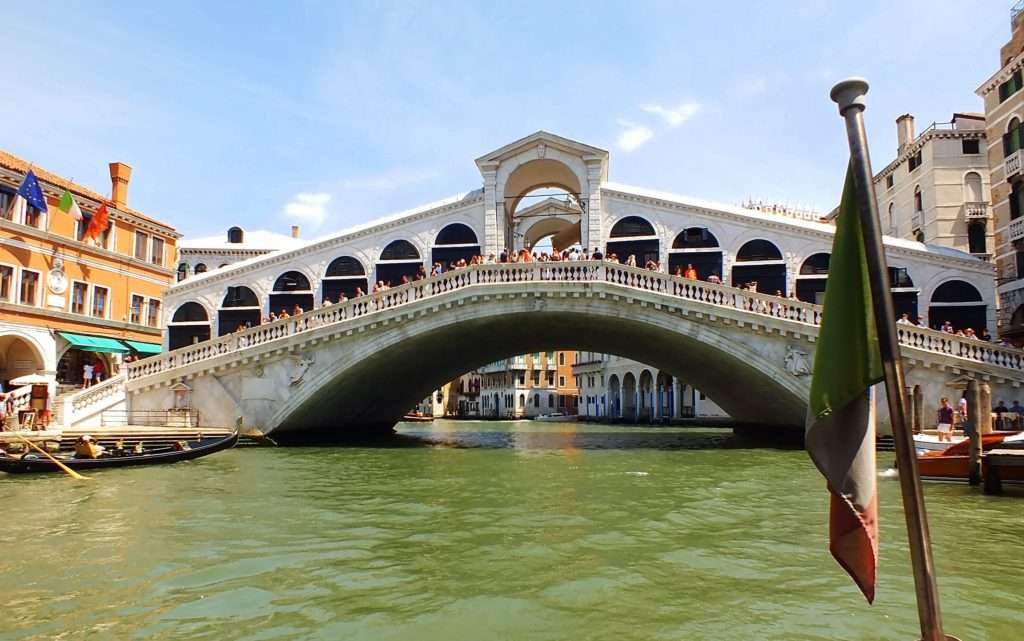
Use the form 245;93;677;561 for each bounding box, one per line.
0;431;238;474
913;430;1017;454
916;432;1024;482
532;413;575;422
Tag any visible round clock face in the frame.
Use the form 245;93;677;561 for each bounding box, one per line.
47;268;68;295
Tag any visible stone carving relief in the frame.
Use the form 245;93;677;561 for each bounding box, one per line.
784;345;811;377
289;353;315;386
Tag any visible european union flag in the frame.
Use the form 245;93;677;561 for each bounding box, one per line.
16;170;48;212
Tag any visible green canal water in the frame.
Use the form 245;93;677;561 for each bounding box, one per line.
0;421;1019;641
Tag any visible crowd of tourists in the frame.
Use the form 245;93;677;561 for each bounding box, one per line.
897;313;995;342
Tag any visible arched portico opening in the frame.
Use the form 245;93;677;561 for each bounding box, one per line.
638;369;654;422
168;302;211;351
669;227;723;280
929;280;986;334
377;240;421;285
607;217;659;267
432;224;480;267
322;256;368;303
732;239;786;295
608;374;621;418
270;271;314;315
622;372;637;420
796;253;830;304
889;266;919;323
656;371;673;420
218;286;261;336
0;334;45;389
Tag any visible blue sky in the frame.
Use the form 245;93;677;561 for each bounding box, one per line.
0;1;1010;239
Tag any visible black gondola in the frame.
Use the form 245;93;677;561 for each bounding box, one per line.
0;431;239;474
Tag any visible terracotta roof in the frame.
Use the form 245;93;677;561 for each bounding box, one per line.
0;148;177;233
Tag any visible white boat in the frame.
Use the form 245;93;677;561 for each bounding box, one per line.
913;430;1021;454
532;413;574;422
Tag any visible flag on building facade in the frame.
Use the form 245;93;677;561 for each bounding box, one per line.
805;165;884;603
57;189;83;221
16;169;48;212
84;203;109;242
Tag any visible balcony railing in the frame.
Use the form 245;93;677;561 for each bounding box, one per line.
1010;217;1024;243
963;202;989;219
1006;150;1023;179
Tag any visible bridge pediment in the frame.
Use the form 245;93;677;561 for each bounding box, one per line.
475;130;609;172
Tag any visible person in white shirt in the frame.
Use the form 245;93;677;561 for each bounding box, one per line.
897;313;912;325
82;363;93;389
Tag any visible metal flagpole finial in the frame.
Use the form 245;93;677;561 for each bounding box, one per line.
830;77;870;116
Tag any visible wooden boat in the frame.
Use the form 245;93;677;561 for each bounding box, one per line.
917;433;1024;482
0;431;238;474
913;430;1018;453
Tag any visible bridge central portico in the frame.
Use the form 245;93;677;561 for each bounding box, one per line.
102;130;1019;440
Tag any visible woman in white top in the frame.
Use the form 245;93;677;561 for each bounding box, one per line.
82;363;93;389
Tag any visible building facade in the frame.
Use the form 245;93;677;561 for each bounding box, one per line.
480;351;578;418
871;112;991;258
177;225;307;282
573;353;727;421
0;151;178;394
979;5;1024;342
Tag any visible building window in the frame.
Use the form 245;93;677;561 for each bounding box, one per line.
150;236;164;265
913;186;922;214
0;265;11;301
77;214;111;248
1017;250;1024;281
1012;182;1024;220
227;227;244;243
999;69;1023;103
71;282;88;314
177;263;189;282
548;395;555;408
130;294;144;324
547;371;555;386
885;174;894;190
962;139;980;155
91;285;109;318
558;353;565;366
532;370;540;386
559;375;566;387
1005;118;1023;158
19;269;40;306
147;299;161;327
968;222;987;255
134;231;148;260
908;149;922;172
0;191;11;220
194;263;207;274
23;207;42;228
888;203;895;233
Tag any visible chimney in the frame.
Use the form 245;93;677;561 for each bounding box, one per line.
108;162;132;208
896;114;915;154
291;225;300;239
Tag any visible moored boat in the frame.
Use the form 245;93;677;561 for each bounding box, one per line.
917;432;1024;482
913;430;1017;454
532;413;574;422
0;431;238;474
401;413;434;423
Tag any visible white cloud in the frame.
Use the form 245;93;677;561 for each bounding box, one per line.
616;120;654;152
283;192;331;225
736;77;767;97
641;101;701;127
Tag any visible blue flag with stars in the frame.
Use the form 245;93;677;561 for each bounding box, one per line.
16;170;48;212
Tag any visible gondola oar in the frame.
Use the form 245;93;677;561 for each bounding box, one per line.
12;433;91;480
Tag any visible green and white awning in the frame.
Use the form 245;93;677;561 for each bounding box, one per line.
58;332;130;354
121;340;162;355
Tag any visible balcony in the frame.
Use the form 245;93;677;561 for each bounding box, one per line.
1009;216;1024;243
962;202;989;219
1006;149;1023;179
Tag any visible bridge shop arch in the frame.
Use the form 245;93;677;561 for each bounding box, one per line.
270;271;314;315
638;369;654;422
621;372;638;420
668;227;723;280
432;224;481;267
795;253;830;304
377;240;422;285
322;256;369;303
606;216;660;266
608;374;621;418
218;286;262;336
928;279;986;334
732;239;786;295
168;302;211;350
889;266;919;323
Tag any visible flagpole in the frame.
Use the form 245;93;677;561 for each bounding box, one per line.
830;78;954;641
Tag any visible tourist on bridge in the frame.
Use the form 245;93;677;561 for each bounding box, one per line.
684;264;698;279
706;271;721;284
940;320;954;334
937;398;955;442
592;247;603;260
416;265;426;280
93;359;104;384
626;254;637;267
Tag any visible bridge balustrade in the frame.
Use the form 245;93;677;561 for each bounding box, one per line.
128;261;1024;384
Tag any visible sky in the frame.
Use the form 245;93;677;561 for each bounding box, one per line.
0;1;1011;240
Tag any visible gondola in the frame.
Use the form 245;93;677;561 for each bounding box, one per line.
0;431;238;474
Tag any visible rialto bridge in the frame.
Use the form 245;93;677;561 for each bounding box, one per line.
59;132;1023;441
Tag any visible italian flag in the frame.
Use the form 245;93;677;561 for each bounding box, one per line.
58;189;83;221
806;165;884;603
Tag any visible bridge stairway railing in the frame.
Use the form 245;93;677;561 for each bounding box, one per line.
127;261;1024;384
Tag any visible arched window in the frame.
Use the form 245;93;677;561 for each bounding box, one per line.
270;271;314;314
322;256;369;303
887;203;895;233
558;352;565;366
194;263;208;274
732;239;786;294
799;253;830;275
380;240;420;261
796;253;830;304
889;266;918;322
432;224;481;267
218;286;261;336
963;172;983;202
609;216;656;238
1005;118;1022;157
968;221;987;255
913;186;922;214
168;302;211;350
672;227;719;249
534;393;540;408
176;262;189;282
668;227;723;279
929;279;987;334
548;395;555;408
227;226;244;244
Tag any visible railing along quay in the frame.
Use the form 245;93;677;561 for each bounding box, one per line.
128;261;1024;383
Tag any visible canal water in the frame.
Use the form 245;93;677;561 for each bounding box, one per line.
0;421;1018;641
